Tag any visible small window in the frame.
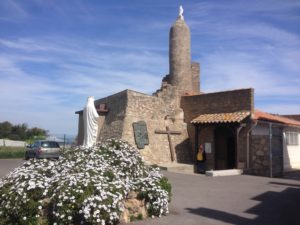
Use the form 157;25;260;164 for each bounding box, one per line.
286;131;299;145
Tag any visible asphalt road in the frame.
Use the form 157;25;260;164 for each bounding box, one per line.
130;171;300;225
1;160;300;225
0;159;24;178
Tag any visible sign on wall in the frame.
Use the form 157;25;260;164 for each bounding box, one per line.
133;121;149;149
204;142;212;154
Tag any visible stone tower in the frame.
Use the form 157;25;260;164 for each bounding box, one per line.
77;6;199;165
169;6;193;94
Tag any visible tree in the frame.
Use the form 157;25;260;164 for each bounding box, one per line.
11;123;28;140
0;121;47;141
26;127;47;140
0;121;12;139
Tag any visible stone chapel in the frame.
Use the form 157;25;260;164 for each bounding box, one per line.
76;9;300;177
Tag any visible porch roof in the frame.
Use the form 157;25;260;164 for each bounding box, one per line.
191;111;251;124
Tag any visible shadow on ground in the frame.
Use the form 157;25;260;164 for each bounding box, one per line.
283;170;300;181
186;187;300;225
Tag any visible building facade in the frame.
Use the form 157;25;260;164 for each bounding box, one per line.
76;11;300;177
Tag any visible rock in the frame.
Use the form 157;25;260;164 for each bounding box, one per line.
253;163;262;169
127;191;138;199
119;194;147;224
256;150;264;156
262;160;269;166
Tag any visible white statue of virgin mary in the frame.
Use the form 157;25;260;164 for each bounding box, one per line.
83;96;99;147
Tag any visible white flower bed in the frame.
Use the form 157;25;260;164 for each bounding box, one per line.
0;139;171;224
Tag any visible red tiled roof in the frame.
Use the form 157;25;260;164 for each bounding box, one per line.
281;115;300;122
253;110;300;126
191;111;250;124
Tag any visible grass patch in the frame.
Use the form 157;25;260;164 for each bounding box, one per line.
0;146;25;159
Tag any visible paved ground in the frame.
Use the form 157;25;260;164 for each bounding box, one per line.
130;171;300;225
0;159;24;178
1;160;300;225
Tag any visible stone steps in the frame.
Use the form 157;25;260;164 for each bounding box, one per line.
205;169;243;177
156;163;244;177
157;163;195;174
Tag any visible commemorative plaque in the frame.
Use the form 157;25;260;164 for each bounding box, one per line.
133;121;149;149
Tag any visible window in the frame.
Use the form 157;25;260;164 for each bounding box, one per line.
41;141;60;148
286;131;299;145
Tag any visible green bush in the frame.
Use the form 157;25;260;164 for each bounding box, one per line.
159;177;172;201
0;146;25;159
0;139;171;224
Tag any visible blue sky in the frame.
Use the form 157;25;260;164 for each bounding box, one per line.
0;0;299;135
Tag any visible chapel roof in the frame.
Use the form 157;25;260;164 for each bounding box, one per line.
280;114;300;122
253;110;300;126
190;110;300;127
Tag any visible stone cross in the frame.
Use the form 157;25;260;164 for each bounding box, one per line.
155;126;181;162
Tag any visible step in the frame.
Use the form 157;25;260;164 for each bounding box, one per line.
206;169;243;177
156;163;194;174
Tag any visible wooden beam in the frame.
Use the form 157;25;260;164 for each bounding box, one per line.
155;126;181;162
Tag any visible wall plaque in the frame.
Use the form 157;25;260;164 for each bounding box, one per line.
204;142;212;154
133;121;149;149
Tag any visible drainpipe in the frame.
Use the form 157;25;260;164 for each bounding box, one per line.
246;120;258;170
269;123;273;178
282;130;286;173
194;125;199;173
236;124;245;169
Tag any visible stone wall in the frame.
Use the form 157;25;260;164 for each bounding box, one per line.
191;62;200;94
181;88;254;121
250;135;270;177
94;90;128;141
76;88;192;165
195;123;250;171
237;122;252;168
76;91;128;145
180;88;254;170
77;114;84;145
123;90;191;164
197;125;215;170
250;124;284;177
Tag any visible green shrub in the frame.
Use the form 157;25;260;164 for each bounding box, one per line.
0;139;171;224
159;177;172;201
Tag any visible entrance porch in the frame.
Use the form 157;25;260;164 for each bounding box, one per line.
191;111;251;172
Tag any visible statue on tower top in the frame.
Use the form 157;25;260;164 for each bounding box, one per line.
179;5;184;20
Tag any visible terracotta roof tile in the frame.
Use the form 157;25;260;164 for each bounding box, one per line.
191;111;250;124
253;110;300;126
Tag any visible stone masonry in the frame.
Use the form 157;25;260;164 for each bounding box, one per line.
77;14;197;165
76;9;291;176
251;135;270;177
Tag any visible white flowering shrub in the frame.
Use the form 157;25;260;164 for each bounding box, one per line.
0;139;171;225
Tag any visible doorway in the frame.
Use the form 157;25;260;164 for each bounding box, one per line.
214;126;236;170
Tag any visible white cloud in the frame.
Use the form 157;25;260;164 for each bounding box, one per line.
0;37;166;134
201;50;300;95
0;1;299;134
256;103;300;115
0;0;28;22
